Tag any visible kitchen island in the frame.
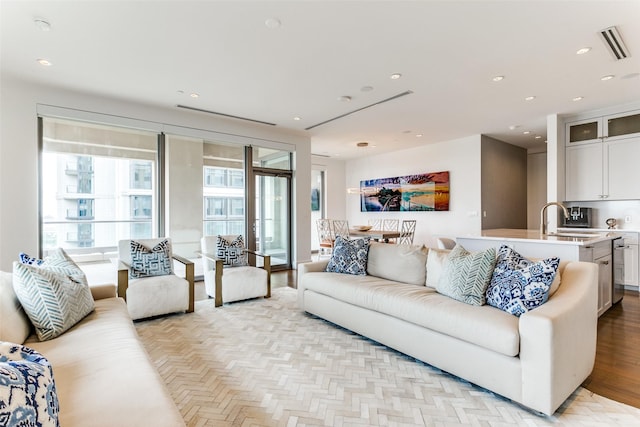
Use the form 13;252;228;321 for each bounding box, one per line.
457;228;621;316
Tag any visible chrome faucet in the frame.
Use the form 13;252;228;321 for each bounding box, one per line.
540;202;569;235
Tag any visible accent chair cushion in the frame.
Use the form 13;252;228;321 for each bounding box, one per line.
216;235;249;267
325;236;371;276
0;342;60;427
436;244;496;306
12;248;95;341
129;239;173;278
485;245;560;316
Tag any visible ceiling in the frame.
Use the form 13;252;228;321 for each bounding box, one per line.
2;1;639;159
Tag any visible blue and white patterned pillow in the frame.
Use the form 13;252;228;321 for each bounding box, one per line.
325;236;371;276
19;252;44;266
486;245;560;317
129;239;173;278
0;342;60;427
216;235;249;267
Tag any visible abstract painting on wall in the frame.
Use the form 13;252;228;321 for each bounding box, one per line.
360;171;449;212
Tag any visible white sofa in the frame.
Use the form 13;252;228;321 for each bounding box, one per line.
298;242;599;416
0;271;185;427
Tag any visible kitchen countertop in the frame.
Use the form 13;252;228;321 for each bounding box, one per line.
464;228;621;246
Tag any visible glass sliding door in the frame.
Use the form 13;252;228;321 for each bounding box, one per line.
247;147;292;270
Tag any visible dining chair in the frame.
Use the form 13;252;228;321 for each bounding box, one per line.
332;220;350;239
383;219;399;243
368;219;382;230
316;218;335;258
398;220;417;244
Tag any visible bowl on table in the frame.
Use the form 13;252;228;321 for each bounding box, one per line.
353;225;373;231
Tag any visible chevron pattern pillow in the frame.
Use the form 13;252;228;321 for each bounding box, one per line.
436;244;496;306
0;342;60;427
129;239;173;278
486;245;560;316
325;236;371;276
12;248;94;341
216;235;248;267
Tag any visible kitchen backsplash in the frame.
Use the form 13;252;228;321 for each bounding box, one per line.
563;200;640;230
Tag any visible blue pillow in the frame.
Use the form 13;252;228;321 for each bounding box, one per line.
325;236;371;275
0;342;60;427
486;245;559;316
19;252;44;266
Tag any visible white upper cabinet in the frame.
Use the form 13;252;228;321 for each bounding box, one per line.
566;109;640;201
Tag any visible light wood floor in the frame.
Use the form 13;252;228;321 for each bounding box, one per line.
272;270;640;409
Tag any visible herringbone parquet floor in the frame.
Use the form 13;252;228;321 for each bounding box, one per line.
135;288;640;427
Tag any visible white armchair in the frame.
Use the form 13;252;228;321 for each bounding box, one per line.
200;235;271;307
117;238;194;320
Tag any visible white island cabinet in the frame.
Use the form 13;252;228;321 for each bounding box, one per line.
456;229;619;317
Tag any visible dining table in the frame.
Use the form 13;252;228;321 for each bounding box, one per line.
349;229;401;242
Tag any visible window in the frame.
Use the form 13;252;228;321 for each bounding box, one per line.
204;197;225;218
204;168;226;187
41;117;157;255
130;161;152;189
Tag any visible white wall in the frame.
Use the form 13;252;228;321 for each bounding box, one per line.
0;76;311;271
345;135;483;248
309;155;346;254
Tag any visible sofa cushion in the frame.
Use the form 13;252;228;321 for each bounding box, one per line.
486;245;560;316
130;239;173;278
12;261;95;341
367;242;428;285
302;272;520;356
425;248;451;288
24;297;186;427
325;236;370;275
0;271;32;344
0;342;60;427
436;244;496;306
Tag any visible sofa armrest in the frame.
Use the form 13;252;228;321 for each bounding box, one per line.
297;260;330;309
90;283;117;300
518;260;598;415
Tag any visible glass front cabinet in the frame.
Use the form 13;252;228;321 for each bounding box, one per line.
566;109;640;201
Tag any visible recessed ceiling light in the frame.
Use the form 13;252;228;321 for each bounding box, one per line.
293;116;301;121
264;18;281;29
508;125;520;130
492;75;504;82
36;58;52;66
535;135;542;139
525;96;536;101
523;131;531;135
34;19;51;31
576;47;591;55
337;96;352;102
573;96;584;101
416;134;423;138
601;75;615;81
390;73;402;80
190;93;199;98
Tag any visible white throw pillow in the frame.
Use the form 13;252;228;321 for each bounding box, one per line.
425;248;451;288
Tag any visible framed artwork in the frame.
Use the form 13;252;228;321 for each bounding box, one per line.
311;187;320;211
360;171;449;212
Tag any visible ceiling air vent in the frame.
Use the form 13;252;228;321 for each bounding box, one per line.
599;26;630;61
